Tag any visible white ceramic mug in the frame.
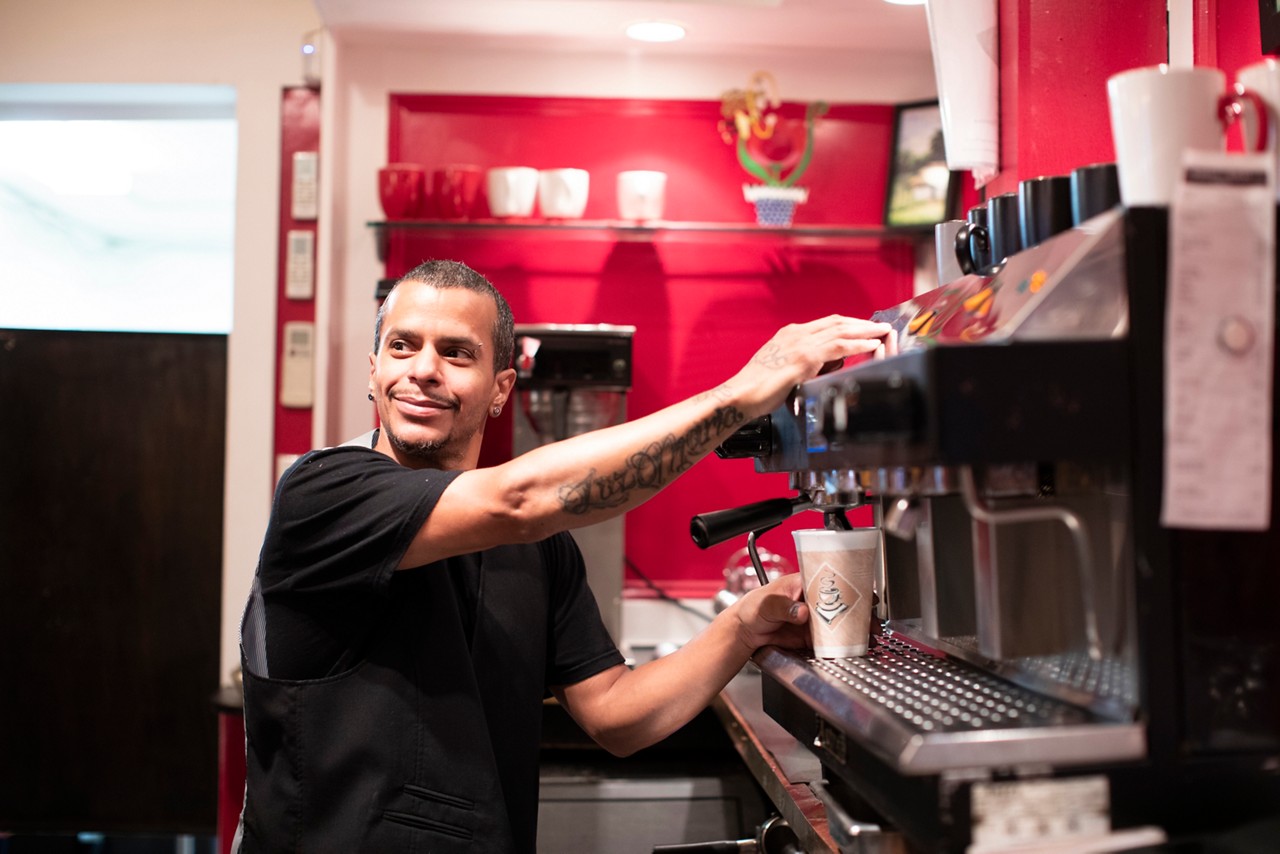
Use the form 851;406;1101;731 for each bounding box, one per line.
486;166;538;218
616;170;667;221
1238;58;1280;196
1107;64;1261;206
538;168;590;219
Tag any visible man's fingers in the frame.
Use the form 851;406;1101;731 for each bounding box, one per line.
756;575;807;626
785;599;809;624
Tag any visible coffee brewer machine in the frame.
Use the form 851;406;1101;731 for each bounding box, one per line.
512;324;635;643
693;208;1280;851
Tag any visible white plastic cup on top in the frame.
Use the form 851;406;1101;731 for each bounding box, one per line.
616;170;667;221
486;166;538;218
537;168;590;219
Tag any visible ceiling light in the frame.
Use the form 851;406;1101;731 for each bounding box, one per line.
625;21;687;43
883;0;926;5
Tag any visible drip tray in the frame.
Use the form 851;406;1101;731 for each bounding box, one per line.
756;634;1145;775
813;635;1089;732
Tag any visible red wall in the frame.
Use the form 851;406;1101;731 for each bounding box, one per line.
983;0;1273;197
379;94;916;594
388;95;899;225
307;4;1277;596
1199;0;1259;74
986;1;1167;197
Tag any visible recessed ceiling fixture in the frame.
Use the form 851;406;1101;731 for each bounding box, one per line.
883;0;926;5
625;20;687;43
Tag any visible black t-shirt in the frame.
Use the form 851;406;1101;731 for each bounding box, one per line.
255;443;624;686
242;440;626;850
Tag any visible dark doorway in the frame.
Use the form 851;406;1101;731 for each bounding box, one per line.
0;329;226;833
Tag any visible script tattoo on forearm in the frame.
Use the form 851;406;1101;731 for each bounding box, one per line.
558;405;747;515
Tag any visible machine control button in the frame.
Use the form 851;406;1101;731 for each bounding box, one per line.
818;373;919;445
714;415;773;459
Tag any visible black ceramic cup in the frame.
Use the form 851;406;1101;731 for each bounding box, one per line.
965;205;993;274
1070;162;1121;225
954;204;993;276
986;192;1023;267
1018;175;1074;249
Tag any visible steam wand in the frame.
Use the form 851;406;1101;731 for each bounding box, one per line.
690;495;812;587
745;526;779;587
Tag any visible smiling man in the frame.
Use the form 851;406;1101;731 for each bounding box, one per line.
370;271;514;468
235;259;893;853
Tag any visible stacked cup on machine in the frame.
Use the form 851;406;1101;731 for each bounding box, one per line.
1107;63;1269;207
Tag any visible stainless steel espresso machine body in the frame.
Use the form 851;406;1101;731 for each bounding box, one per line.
512;323;635;643
698;209;1280;851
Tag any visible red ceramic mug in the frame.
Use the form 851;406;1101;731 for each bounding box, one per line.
433;165;483;219
378;164;425;219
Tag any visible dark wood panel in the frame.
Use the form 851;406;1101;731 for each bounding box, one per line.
0;329;226;833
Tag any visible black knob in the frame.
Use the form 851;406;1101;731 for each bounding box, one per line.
714;415;772;459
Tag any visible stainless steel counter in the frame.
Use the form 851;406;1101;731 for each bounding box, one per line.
711;666;839;854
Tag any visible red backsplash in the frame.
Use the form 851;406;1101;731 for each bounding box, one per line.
381;93;916;595
388;94;898;225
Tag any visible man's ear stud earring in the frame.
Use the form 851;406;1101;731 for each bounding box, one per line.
492;406;502;417
368;393;374;401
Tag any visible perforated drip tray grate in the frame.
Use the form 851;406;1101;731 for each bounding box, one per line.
756;635;1146;774
940;630;1139;709
1016;651;1136;704
809;634;1089;735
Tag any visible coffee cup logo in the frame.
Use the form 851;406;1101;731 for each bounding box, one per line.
807;562;863;628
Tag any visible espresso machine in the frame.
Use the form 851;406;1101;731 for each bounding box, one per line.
512;323;635;643
693;208;1280;851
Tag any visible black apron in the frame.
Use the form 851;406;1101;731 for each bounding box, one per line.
236;546;551;853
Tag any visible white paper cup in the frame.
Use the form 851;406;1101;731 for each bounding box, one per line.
1106;64;1228;206
538;168;590;218
792;528;879;658
486;166;538;217
616;170;667;220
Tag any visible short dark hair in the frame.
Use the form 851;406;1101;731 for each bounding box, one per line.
373;260;515;372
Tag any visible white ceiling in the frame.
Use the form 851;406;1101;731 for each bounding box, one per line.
312;0;932;58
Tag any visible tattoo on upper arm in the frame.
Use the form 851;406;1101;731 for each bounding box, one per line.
557;406;747;514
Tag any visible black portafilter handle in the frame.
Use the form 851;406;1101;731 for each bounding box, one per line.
689;495;813;550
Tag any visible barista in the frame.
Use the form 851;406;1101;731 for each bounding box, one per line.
235;259;894;853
